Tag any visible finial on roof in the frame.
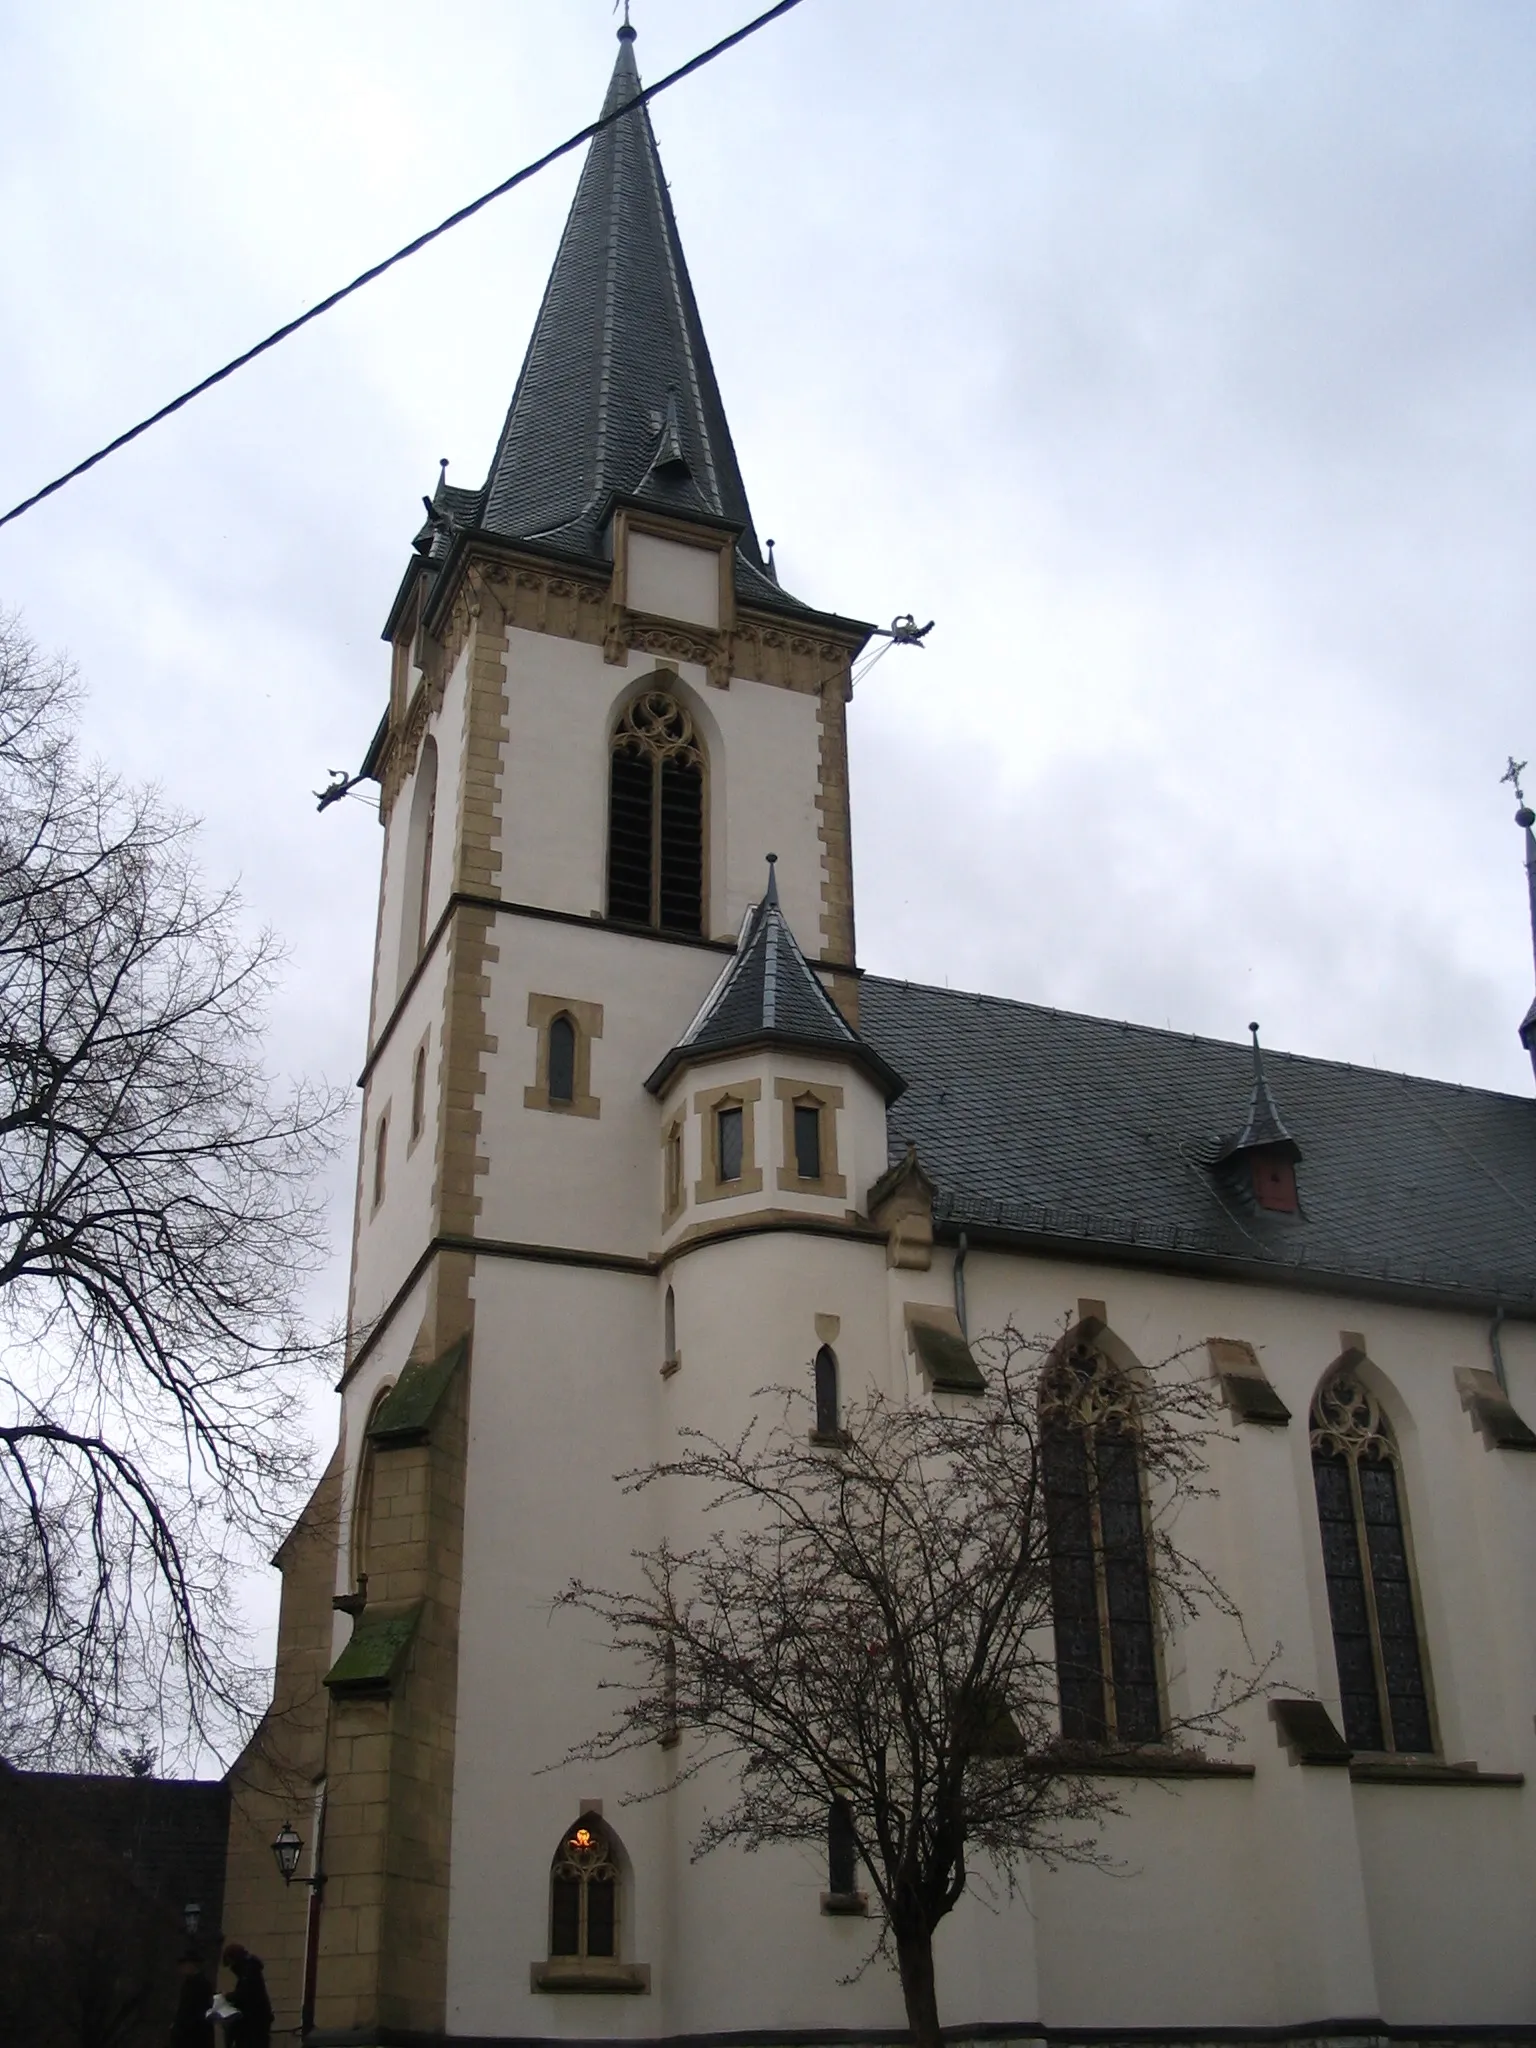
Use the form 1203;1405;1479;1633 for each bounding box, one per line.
764;538;779;585
616;0;636;41
764;851;779;905
438;457;449;485
1505;757;1536;1076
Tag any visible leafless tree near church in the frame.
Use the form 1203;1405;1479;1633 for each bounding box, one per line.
0;611;347;1767
560;1325;1274;2048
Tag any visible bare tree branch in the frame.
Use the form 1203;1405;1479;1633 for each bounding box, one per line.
557;1324;1277;2048
0;609;348;1768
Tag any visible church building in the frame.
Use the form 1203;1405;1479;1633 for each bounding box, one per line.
223;26;1536;2045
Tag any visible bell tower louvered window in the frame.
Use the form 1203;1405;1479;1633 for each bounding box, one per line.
1311;1371;1433;1753
607;690;704;934
1041;1341;1162;1746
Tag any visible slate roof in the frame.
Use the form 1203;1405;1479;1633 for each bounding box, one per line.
427;27;818;623
646;865;904;1099
858;977;1536;1311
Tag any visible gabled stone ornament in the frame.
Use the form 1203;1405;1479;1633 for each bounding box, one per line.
868;1142;935;1270
1206;1337;1292;1426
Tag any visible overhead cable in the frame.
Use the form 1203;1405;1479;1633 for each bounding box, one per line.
0;0;806;534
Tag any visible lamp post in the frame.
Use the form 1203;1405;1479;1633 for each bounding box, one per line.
270;1819;327;2036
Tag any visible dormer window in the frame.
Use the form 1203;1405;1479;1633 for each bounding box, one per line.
1251;1151;1298;1213
1216;1024;1302;1217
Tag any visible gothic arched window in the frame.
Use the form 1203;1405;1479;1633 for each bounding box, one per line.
607;690;704;935
549;1816;619;1961
827;1797;858;1897
1041;1341;1161;1745
1311;1372;1433;1753
813;1345;840;1439
399;735;438;989
548;1014;577;1106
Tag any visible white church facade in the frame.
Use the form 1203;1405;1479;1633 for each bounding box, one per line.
224;27;1536;2045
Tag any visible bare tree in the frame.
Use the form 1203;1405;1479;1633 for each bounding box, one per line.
0;611;346;1767
559;1325;1273;2048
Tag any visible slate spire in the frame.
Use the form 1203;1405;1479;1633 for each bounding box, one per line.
1215;1023;1301;1171
645;859;904;1100
1515;792;1536;1080
475;23;793;611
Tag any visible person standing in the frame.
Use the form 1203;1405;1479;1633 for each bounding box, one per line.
218;1945;273;2048
169;1951;215;2048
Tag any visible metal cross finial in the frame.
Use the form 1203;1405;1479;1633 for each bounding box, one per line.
1504;756;1529;808
613;0;631;24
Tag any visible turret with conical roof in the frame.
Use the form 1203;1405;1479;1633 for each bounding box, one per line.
646;857;903;1100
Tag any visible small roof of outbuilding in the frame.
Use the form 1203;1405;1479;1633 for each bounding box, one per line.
646;860;904;1100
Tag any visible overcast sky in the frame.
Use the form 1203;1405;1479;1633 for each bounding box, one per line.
3;1;1533;1680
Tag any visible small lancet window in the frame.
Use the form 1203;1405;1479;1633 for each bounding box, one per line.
827;1798;858;1897
1041;1342;1161;1746
550;1818;619;1961
664;1121;684;1218
607;690;704;935
794;1101;822;1182
716;1104;744;1184
548;1014;577;1107
410;1044;427;1143
1311;1371;1433;1753
663;1285;679;1376
399;735;438;991
372;1113;388;1210
813;1345;840;1439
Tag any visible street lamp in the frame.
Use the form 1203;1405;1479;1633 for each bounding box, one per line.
271;1821;306;1886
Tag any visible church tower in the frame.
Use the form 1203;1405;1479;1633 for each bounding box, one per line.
224;25;903;2042
223;28;1536;2048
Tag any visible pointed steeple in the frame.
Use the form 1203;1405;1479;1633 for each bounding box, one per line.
473;23;797;614
1516;794;1536;1079
1213;1024;1302;1214
1226;1023;1301;1162
645;858;904;1099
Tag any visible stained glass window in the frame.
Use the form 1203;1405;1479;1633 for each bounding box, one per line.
1311;1372;1433;1753
549;1817;619;1960
1042;1342;1162;1745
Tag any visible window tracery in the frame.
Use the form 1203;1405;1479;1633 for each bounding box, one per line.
549;1817;620;1961
1310;1371;1433;1753
1041;1341;1161;1745
607;690;704;934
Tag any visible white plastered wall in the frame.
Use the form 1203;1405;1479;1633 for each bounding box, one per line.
492;627;827;950
441;1226;1536;2034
